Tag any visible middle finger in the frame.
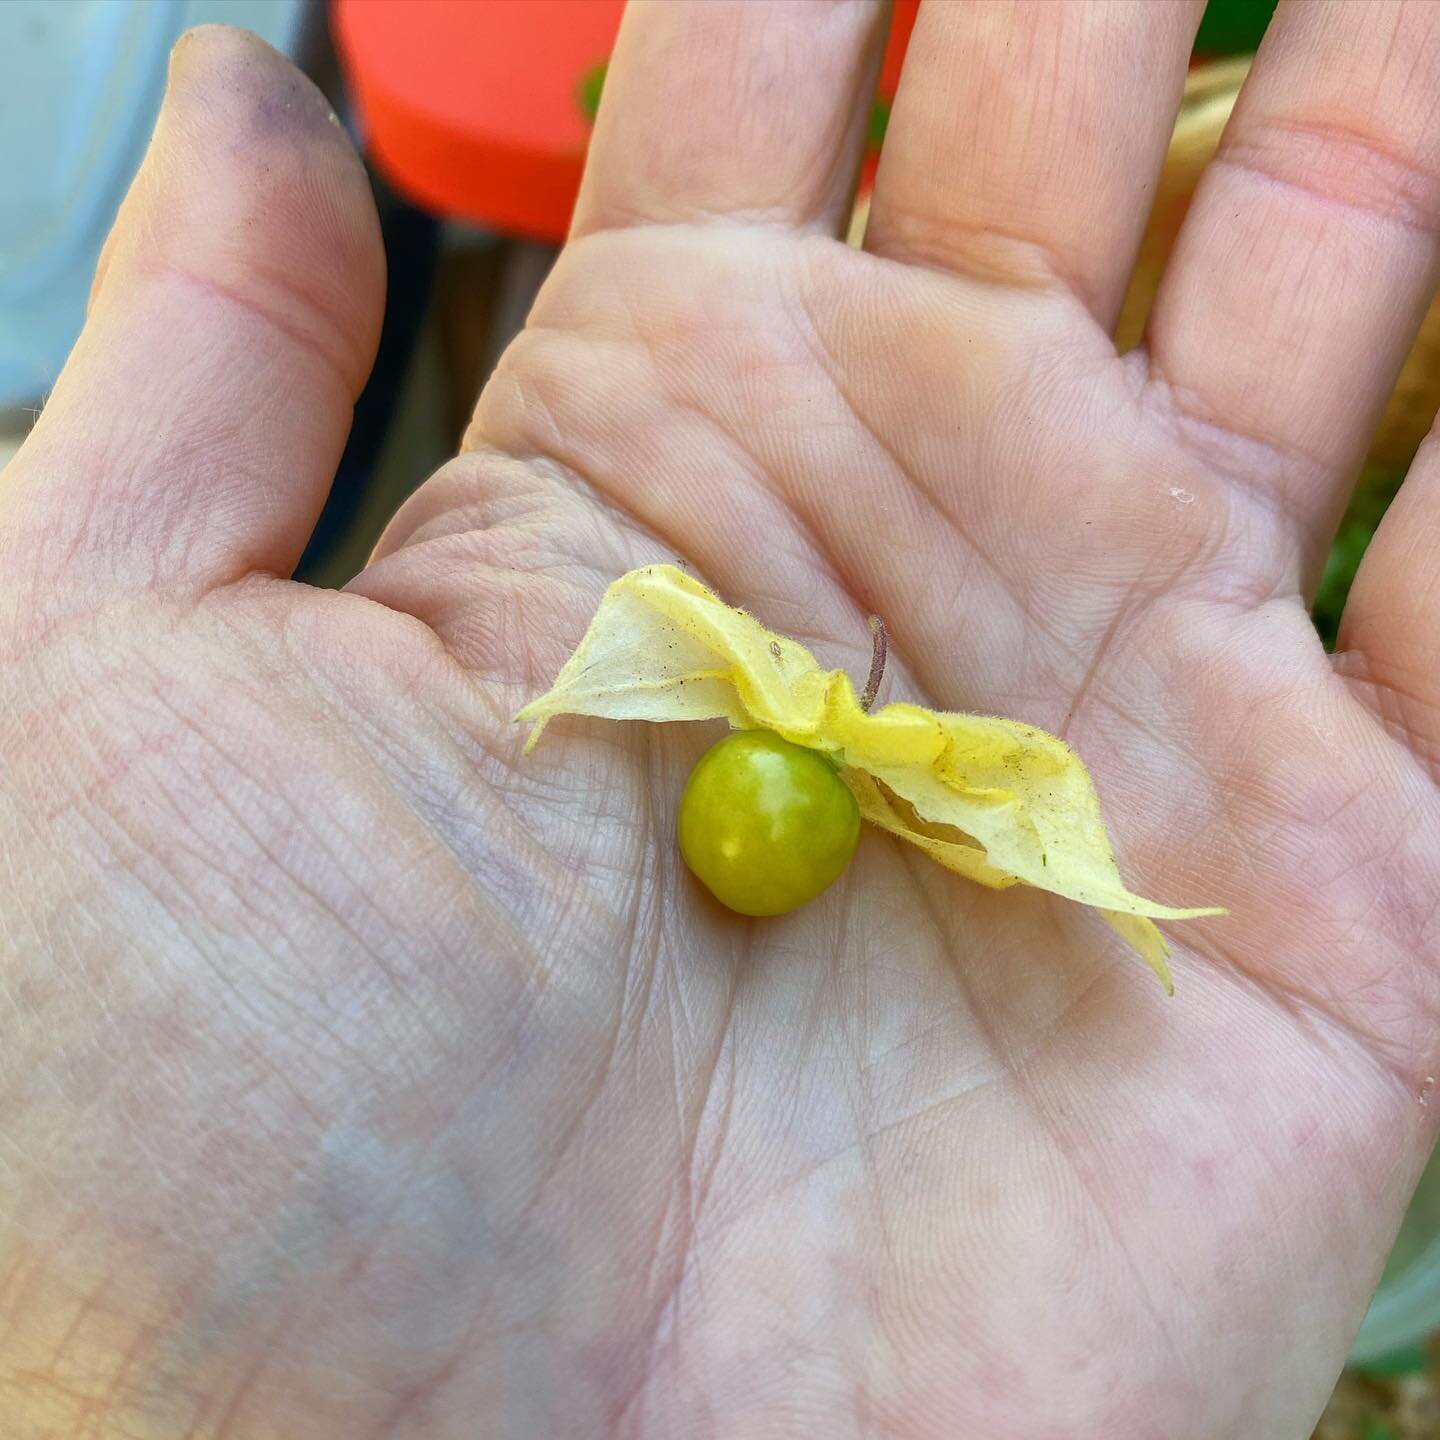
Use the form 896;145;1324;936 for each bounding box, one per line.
865;0;1204;329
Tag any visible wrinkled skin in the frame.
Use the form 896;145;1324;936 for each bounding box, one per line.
5;7;1440;1438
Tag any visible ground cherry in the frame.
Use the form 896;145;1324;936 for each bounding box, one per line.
677;730;861;917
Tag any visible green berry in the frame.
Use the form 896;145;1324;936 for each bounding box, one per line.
677;730;860;917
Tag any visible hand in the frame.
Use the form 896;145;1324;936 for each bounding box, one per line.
5;7;1440;1437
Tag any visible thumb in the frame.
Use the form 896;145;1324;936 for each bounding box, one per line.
1;25;384;595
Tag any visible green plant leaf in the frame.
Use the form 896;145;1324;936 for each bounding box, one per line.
868;98;891;147
1312;468;1402;650
1193;0;1277;56
577;60;608;122
1356;1342;1430;1378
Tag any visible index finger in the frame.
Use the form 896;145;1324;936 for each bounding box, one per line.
571;0;887;239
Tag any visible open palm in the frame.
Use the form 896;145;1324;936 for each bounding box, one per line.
6;7;1440;1438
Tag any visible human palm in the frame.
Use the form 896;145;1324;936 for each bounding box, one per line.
6;8;1440;1439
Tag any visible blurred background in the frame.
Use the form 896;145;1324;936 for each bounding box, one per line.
1;1;1436;1433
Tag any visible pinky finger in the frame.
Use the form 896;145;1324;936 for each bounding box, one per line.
1335;452;1440;765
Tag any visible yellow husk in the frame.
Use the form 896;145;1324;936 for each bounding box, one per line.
517;565;1223;990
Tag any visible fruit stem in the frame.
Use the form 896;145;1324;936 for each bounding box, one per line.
860;615;887;713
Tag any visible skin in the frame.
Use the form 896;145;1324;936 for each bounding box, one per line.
4;5;1440;1437
677;731;862;917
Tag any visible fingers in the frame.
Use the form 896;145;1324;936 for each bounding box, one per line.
1336;444;1440;756
1143;0;1440;567
1;26;384;594
571;0;887;238
864;0;1203;328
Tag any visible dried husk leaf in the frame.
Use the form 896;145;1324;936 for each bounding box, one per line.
518;565;1222;989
